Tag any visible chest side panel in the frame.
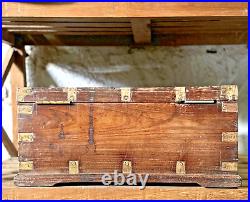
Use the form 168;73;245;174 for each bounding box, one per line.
18;102;237;175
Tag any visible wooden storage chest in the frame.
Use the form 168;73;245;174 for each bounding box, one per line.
15;85;240;187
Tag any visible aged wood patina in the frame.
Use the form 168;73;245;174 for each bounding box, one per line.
15;85;240;187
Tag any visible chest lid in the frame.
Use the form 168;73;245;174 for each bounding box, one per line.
16;85;238;104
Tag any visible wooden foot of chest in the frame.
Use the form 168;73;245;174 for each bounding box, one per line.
14;173;241;188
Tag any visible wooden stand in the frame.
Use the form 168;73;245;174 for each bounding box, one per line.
14;173;241;188
2;158;248;200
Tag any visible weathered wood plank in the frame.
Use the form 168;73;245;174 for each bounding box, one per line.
11;47;26;148
2;3;247;18
2;29;15;45
2;127;18;157
14;173;241;188
2;47;15;86
131;19;151;44
18;32;247;46
3;184;248;200
2;3;247;46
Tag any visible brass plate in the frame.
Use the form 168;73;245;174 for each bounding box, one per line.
222;132;238;142
18;133;34;142
221;162;238;172
17;105;33;115
176;161;186;174
69;161;79;174
19;161;33;171
175;87;186;102
67;88;77;102
17;87;32;102
122;160;132;174
121;88;131;102
221;85;238;101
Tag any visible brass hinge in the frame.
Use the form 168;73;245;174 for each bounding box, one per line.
221;85;238;101
19;161;33;171
122;160;132;174
67;88;77;102
121;88;131;102
17;87;32;102
18;133;34;142
36;88;77;104
17;105;33;115
176;161;186;174
222;132;238;142
69;161;79;174
36;100;71;104
175;87;186;102
221;162;238;172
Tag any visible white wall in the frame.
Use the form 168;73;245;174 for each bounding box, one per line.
2;45;248;160
2;44;14;161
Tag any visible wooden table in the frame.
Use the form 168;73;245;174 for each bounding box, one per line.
2;2;248;46
2;158;248;200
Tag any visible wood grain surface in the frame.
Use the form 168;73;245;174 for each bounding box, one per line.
2;3;247;46
16;87;239;187
17;86;236;103
2;3;247;18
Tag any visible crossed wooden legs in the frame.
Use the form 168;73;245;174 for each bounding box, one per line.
2;44;26;157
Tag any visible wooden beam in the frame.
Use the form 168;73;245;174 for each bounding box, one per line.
2;3;248;18
43;34;63;45
2;127;18;157
2;29;15;46
10;46;26;148
2;47;15;86
153;32;248;46
131;19;151;44
7;30;132;36
23;35;134;46
20;31;248;46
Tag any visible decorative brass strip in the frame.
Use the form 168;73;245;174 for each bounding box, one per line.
221;85;238;101
121;88;131;102
69;161;79;174
122;160;132;174
17;87;32;102
221;102;238;113
17;105;33;115
184;100;215;104
18;133;34;142
176;161;186;174
222;132;238;142
19;161;33;171
36;88;77;104
221;162;238;172
175;87;186;102
36;100;70;104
